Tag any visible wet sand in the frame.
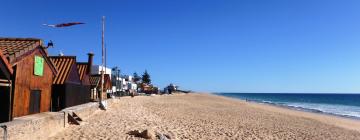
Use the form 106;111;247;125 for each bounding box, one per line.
49;93;360;140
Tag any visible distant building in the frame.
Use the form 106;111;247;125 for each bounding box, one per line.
90;74;112;100
120;77;128;91
164;83;178;94
90;65;112;99
128;82;137;91
111;67;121;95
140;83;152;94
89;75;101;100
0;38;57;122
119;75;137;95
123;75;133;82
91;65;112;76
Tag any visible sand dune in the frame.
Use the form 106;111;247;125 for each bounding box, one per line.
49;93;360;140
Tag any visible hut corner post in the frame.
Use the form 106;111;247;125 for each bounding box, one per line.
8;79;12;122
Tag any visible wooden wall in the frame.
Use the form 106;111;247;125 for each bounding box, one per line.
52;84;91;111
64;84;90;108
51;62;90;111
66;62;82;84
12;49;53;118
82;74;91;86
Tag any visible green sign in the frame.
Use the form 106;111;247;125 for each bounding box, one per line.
34;56;44;76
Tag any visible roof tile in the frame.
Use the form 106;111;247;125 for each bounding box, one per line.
0;38;41;62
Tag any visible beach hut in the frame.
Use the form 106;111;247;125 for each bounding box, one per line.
76;53;94;100
90;74;112;100
49;56;90;111
0;38;57;122
89;75;101;101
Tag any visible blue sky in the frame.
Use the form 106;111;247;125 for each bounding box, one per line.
1;0;360;93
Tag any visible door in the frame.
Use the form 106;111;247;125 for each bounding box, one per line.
0;85;10;122
29;90;41;114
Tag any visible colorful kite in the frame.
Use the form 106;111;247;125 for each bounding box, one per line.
42;22;85;28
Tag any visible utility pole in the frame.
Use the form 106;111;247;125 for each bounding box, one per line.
100;16;105;105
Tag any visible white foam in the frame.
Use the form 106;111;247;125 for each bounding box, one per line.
283;102;360;118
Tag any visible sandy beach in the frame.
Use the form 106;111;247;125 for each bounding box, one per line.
49;93;360;140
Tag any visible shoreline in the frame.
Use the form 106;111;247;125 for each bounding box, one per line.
252;100;360;121
211;93;360;120
50;93;360;139
210;93;360;120
207;93;360;132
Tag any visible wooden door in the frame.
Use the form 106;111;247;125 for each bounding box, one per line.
29;90;41;114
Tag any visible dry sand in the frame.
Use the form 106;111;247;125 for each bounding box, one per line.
49;93;360;140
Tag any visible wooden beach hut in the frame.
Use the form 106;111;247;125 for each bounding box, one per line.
90;74;112;100
49;56;90;111
75;53;94;101
0;38;57;122
89;75;101;101
103;74;112;96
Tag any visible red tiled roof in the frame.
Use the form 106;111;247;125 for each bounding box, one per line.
0;38;57;75
0;38;42;63
76;63;88;81
50;56;76;84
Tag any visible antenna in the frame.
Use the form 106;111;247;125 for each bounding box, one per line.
59;50;64;56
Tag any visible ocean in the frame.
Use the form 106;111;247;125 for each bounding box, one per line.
215;93;360;119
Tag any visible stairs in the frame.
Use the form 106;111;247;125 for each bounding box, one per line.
68;112;83;125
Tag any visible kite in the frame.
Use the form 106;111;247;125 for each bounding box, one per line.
42;22;85;28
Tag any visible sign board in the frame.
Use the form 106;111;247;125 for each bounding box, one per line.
34;56;44;76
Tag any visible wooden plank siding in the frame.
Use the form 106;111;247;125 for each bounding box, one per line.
77;63;91;86
12;50;53;117
0;38;56;120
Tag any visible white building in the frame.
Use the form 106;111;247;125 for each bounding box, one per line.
118;75;138;92
91;65;112;76
123;75;133;82
112;77;125;93
128;82;137;90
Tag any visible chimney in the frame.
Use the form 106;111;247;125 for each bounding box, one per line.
87;52;94;74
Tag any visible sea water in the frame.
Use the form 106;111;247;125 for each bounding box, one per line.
215;93;360;119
